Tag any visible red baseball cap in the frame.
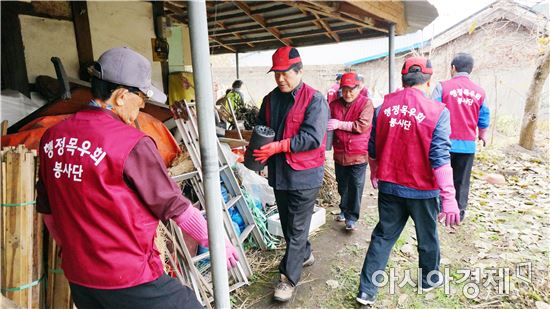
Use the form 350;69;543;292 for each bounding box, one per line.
340;72;360;88
269;46;302;72
401;57;433;75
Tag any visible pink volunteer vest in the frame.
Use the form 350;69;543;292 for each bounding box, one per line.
441;75;486;141
39;109;163;289
327;83;339;104
265;83;326;170
330;95;370;156
376;88;444;190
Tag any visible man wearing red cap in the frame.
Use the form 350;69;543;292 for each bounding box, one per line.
328;72;374;231
356;57;460;305
432;53;490;222
253;46;328;302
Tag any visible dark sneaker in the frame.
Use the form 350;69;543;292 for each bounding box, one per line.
335;213;346;222
303;253;315;267
356;292;376;305
273;275;295;302
346;220;357;231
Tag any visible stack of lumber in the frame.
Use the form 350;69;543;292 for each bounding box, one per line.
1;146;43;308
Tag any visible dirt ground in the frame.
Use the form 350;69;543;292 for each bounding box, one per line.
233;135;550;309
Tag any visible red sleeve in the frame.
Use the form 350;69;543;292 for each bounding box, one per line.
123;137;192;221
352;99;375;134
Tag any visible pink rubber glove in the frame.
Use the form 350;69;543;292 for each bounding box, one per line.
368;157;378;189
44;214;63;247
174;206;240;269
328;119;354;132
433;164;460;227
253;138;290;164
338;121;353;132
327;119;340;131
478;128;488;147
225;239;239;269
174;205;209;247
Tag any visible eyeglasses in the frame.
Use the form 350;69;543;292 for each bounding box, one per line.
132;90;147;101
123;86;147;101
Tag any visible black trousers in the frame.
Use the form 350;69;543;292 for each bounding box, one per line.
359;192;440;295
275;187;320;286
450;152;475;221
70;274;203;309
335;162;368;222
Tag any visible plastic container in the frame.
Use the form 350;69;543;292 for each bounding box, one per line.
267;206;326;237
244;125;275;171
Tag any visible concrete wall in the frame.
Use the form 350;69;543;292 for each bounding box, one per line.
352;20;549;119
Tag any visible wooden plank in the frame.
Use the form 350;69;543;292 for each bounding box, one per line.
1;147;33;307
71;1;94;81
1;121;8;136
345;1;407;34
286;1;388;34
46;238;72;309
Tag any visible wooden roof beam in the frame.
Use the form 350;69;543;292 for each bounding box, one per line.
216;21;255;47
340;1;407;34
313;12;340;42
209;37;237;53
233;1;291;46
287;1;388;33
211;24;365;48
166;10;236;53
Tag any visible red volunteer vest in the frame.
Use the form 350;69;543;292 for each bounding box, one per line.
39;109;163;289
330;95;370;156
265;83;326;170
441;75;486;141
376;88;445;190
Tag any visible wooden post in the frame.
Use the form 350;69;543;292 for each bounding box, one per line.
46;237;72;309
1;121;8;136
71;1;94;81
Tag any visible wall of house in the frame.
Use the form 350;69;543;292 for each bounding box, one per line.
352;20;549;121
17;2;163;90
20;15;80;83
87;1;163;90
